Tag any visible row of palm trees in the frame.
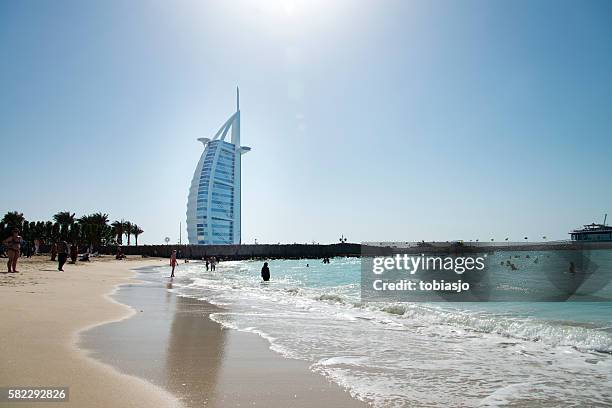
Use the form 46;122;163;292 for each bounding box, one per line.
109;219;144;246
1;210;144;247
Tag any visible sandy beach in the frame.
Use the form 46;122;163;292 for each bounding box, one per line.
0;256;180;407
0;256;365;408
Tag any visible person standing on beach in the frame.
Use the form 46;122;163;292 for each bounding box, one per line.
3;228;22;273
261;262;270;281
170;249;178;278
57;240;69;271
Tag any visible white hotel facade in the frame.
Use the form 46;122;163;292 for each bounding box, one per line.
186;89;250;244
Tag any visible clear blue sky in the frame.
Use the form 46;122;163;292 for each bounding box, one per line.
1;0;611;244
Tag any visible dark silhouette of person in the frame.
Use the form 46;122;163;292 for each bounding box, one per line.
261;262;270;281
58;240;69;271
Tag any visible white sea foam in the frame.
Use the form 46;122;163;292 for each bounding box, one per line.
144;259;612;407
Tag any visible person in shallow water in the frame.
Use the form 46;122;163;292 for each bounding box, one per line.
170;250;178;278
261;262;270;281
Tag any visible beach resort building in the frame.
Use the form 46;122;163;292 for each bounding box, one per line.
186;89;250;244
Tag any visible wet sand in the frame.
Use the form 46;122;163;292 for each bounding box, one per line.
80;268;367;407
0;256;181;408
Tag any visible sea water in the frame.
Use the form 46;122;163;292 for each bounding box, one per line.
143;254;612;407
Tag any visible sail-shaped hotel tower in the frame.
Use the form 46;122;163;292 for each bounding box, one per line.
186;89;250;244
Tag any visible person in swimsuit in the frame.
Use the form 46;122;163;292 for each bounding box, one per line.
3;228;22;273
170;249;178;278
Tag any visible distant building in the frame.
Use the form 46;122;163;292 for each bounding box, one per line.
186;89;251;244
570;216;612;242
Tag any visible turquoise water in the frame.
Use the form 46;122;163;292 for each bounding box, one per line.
144;254;612;407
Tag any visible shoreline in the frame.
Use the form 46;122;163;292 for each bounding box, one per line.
0;256;366;408
80;262;367;408
0;256;182;408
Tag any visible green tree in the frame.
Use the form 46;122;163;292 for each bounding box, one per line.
123;221;132;246
53;211;76;225
44;221;53;243
0;222;7;240
2;211;25;229
111;221;123;245
21;221;31;241
69;223;81;244
132;225;144;246
51;223;60;242
34;221;45;242
60;223;70;241
78;213;110;247
79;213;109;226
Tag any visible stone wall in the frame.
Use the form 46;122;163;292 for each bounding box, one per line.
99;243;369;260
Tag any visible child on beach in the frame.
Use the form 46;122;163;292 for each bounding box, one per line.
3;228;22;273
170;250;178;278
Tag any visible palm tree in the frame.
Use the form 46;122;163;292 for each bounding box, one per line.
123;221;132;246
132;225;144;246
79;213;109;226
2;211;25;229
91;213;109;226
44;221;53;243
78;213;110;247
111;221;123;245
69;223;81;244
53;211;75;225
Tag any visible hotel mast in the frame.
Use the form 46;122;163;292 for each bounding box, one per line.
186;88;251;244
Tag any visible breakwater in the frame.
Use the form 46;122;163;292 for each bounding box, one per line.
97;241;612;260
104;243;362;259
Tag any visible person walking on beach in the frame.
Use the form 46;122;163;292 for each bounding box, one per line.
261;262;270;282
57;240;69;271
3;228;22;273
170;249;178;278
